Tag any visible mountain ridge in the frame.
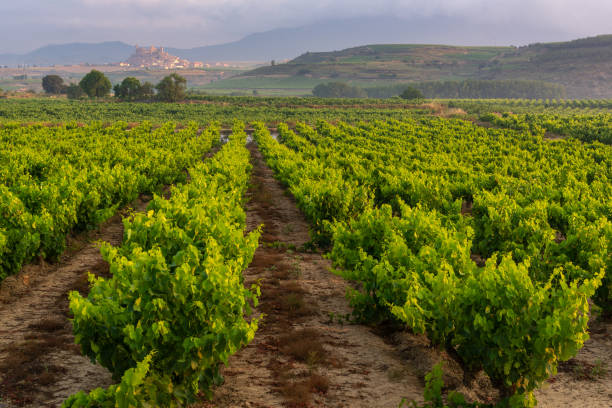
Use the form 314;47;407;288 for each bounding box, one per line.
0;41;134;66
0;16;577;66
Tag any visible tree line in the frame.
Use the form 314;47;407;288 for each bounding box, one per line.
313;79;566;99
41;70;187;102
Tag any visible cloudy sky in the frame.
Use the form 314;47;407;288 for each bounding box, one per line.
1;0;610;53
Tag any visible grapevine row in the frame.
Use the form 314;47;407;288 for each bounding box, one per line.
283;119;611;311
0;121;216;281
253;119;610;407
480;112;612;144
63;122;260;407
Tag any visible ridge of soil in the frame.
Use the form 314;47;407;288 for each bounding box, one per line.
0;197;149;408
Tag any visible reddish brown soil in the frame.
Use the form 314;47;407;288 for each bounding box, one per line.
0;198;149;408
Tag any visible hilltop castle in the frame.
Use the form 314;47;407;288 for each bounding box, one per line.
122;46;203;69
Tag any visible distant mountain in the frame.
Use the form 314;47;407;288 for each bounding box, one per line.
0;41;134;66
0;53;20;66
237;35;612;98
0;16;574;67
168;17;431;62
167;16;572;62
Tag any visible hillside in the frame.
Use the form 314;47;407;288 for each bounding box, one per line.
235;35;612;98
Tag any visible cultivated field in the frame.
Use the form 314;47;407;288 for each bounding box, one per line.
0;97;610;408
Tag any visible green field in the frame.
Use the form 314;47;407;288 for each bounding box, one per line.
0;96;610;407
0;96;434;125
196;76;402;96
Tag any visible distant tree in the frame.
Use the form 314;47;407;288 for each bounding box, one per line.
42;75;65;94
114;78;155;101
155;73;187;102
138;81;155;100
400;86;424;100
312;82;367;98
66;83;86;99
114;77;142;101
79;70;112;98
271;60;276;66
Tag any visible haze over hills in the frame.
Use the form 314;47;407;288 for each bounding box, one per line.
0;16;575;66
0;42;135;67
165;16;571;63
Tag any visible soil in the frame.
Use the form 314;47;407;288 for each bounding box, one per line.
0;197;149;408
535;317;612;407
542;132;566;141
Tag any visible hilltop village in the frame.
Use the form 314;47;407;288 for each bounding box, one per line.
121;46;204;69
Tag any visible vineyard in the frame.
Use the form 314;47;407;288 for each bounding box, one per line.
0;121;217;282
64;122;259;406
0;98;430;126
0;100;610;408
253;118;611;406
478;113;612;145
2;97;611;126
448;99;612;115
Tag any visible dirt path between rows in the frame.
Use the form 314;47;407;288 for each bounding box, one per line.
535;316;612;407
196;143;425;408
0;197;149;408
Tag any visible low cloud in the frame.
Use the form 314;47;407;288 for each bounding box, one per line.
1;0;610;53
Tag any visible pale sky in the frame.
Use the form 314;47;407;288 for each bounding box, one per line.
1;0;610;53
